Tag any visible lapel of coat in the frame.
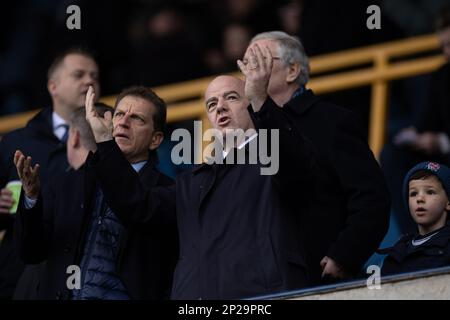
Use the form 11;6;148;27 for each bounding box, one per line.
136;150;159;187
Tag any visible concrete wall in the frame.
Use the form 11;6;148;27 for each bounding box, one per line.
267;267;450;300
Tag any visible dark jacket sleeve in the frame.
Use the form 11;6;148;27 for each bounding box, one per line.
326;111;390;273
86;140;176;229
14;190;52;264
247;97;317;186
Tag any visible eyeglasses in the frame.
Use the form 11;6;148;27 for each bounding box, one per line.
241;57;281;65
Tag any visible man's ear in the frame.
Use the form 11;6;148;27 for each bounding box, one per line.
446;201;450;212
286;62;301;84
47;78;58;97
149;131;164;151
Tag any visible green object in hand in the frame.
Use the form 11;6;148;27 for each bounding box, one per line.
6;180;22;214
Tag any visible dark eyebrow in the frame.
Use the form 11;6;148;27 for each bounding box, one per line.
205;97;217;107
114;107;147;119
205;90;241;107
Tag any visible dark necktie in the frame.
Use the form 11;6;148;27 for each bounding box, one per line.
60;124;69;144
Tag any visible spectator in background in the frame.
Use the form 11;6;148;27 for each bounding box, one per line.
205;23;253;74
277;0;302;36
275;0;401;137
381;7;450;235
382;0;449;36
411;7;450;156
113;3;206;89
202;0;279;75
208;0;278;35
0;48;100;299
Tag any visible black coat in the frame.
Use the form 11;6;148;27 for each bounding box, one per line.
281;89;390;282
380;223;450;276
0;108;68;189
14;152;178;300
0;107;68;298
89;98;316;299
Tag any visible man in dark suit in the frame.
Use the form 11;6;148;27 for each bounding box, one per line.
14;86;178;299
85;74;316;299
242;31;390;284
0;48;101;298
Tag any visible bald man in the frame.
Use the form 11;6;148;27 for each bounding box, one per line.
86;75;316;299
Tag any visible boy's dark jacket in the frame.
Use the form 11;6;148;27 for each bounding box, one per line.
380;222;450;276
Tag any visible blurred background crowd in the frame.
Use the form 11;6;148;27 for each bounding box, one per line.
2;0;447;118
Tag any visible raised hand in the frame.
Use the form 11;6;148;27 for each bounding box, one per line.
237;44;273;112
85;85;113;143
13;150;40;200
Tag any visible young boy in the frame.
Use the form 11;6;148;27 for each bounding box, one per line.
380;161;450;276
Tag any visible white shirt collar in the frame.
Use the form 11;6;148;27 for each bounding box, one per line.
411;231;439;246
52;111;68;141
131;161;147;172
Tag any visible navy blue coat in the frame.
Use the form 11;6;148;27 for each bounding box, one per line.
14;152;178;299
89;98;316;299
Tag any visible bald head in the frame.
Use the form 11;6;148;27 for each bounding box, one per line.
206;75;245;97
205;75;253;132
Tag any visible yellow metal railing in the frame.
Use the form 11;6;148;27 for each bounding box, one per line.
0;34;446;158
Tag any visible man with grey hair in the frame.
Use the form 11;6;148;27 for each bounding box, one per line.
240;31;390;285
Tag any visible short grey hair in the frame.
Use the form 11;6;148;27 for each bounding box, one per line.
251;31;310;86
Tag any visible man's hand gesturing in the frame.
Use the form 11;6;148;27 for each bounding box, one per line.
237;44;273;112
13;150;40;200
85;85;113;143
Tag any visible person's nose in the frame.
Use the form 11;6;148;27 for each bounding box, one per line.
216;98;228;114
117;113;131;128
83;73;98;87
416;192;425;203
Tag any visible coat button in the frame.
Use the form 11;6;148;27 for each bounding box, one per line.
64;245;71;253
56;291;62;300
